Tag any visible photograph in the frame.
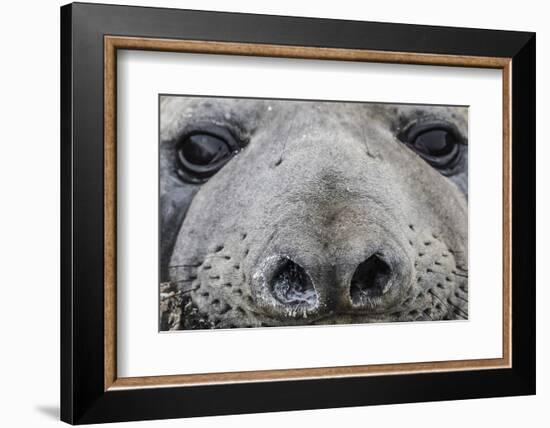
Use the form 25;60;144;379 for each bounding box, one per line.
159;96;469;330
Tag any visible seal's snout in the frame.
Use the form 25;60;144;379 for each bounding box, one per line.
255;245;409;320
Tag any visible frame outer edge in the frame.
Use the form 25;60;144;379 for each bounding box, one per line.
63;3;536;423
510;33;536;391
74;2;533;58
60;3;75;424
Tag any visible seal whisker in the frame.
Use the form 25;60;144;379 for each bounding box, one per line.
452;271;469;278
172;277;197;283
168;263;201;269
454;293;468;303
179;286;200;294
428;289;467;318
446;300;468;318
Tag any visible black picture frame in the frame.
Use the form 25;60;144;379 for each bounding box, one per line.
61;2;535;424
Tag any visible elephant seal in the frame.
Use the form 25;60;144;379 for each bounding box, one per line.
159;96;468;330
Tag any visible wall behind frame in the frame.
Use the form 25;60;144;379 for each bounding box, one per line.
0;0;545;427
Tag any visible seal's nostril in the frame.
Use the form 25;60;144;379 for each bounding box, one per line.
350;254;392;304
269;258;317;306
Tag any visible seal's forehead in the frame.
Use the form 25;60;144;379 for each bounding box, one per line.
160;96;468;142
160;96;268;141
372;103;467;128
392;104;468;123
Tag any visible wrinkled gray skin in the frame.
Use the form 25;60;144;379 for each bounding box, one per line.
159;97;468;330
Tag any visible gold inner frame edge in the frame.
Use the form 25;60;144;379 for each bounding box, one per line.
104;36;512;391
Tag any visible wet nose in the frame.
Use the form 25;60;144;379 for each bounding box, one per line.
349;253;393;306
258;251;397;317
269;257;318;307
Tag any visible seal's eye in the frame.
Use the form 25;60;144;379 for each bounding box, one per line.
176;126;240;182
398;120;465;174
412;129;456;157
180;134;230;165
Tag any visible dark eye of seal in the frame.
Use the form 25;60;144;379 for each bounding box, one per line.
176;126;240;182
181;134;230;165
398;120;465;174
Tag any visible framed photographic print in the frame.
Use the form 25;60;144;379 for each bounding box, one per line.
60;2;536;424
